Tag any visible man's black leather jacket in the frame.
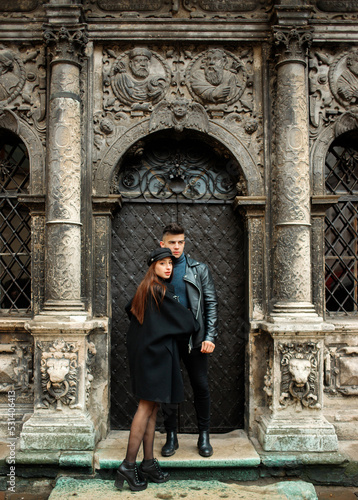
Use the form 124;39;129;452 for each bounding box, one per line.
183;255;218;350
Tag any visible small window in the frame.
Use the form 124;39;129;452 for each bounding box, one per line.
0;129;31;314
325;130;358;313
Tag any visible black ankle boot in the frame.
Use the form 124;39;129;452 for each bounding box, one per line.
197;431;213;457
139;458;170;483
114;459;147;491
161;431;178;457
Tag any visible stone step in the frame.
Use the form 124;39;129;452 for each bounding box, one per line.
94;429;261;470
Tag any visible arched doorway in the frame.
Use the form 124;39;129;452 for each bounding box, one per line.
110;131;247;432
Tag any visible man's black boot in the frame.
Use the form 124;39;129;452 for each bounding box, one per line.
197;430;213;457
161;431;179;457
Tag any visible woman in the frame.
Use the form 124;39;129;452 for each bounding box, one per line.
115;248;199;492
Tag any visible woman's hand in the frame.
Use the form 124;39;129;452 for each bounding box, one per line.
201;341;215;354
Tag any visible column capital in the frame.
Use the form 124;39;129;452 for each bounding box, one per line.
43;24;88;67
273;26;313;66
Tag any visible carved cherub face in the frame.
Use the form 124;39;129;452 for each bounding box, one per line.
46;357;70;384
172;99;189;118
288;358;311;386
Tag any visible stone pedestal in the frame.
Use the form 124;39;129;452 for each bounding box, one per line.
20;318;104;451
258;331;338;452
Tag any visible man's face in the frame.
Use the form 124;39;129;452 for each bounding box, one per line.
129;55;150;79
160;233;185;259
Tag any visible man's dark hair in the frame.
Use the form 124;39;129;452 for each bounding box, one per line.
162;222;185;237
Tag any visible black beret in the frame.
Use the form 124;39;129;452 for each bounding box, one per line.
147;248;174;266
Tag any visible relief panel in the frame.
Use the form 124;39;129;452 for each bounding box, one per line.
325;344;358;396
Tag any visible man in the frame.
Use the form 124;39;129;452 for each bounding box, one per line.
159;222;218;457
111;48;168;106
190;48;241;104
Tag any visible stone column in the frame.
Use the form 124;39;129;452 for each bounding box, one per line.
270;26;320;322
42;20;87;314
19;5;109;452
258;24;338;452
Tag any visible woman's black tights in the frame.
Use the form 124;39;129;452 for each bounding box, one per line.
125;400;159;463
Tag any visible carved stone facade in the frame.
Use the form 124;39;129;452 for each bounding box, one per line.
0;0;357;454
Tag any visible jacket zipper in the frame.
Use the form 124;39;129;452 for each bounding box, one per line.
183;274;201;353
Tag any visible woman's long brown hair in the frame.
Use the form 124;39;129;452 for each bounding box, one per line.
130;263;167;324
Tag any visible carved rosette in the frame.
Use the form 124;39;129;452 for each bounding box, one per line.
38;339;79;410
278;341;320;411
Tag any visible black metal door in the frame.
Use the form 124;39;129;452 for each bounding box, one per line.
111;202;246;432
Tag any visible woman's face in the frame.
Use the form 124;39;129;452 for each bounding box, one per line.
154;257;173;280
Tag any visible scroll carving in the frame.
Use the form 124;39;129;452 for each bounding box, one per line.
38;339;79;410
278;342;320;411
86;342;97;405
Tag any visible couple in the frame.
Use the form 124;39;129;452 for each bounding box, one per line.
115;222;218;492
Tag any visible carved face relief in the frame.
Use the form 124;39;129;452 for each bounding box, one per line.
289;358;311;386
187;49;248;106
108;48;170;108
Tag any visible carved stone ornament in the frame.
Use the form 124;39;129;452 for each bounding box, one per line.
324;345;358;396
0;46;26;106
329;50;358;107
149;97;209;133
43;26;88;66
187;48;247;106
0;343;33;395
38;339;79;410
85;341;97;406
278;342;320;411
106;48;170;111
273;27;313;64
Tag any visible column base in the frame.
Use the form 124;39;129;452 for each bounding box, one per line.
258;414;338;452
20;412;96;451
42;299;86;315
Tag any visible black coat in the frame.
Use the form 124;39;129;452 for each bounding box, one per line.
125;283;199;404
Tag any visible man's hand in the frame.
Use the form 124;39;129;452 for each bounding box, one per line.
201;341;215;354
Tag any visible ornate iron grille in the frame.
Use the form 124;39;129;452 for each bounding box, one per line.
0;129;31;313
112;136;241;202
325;136;358;313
